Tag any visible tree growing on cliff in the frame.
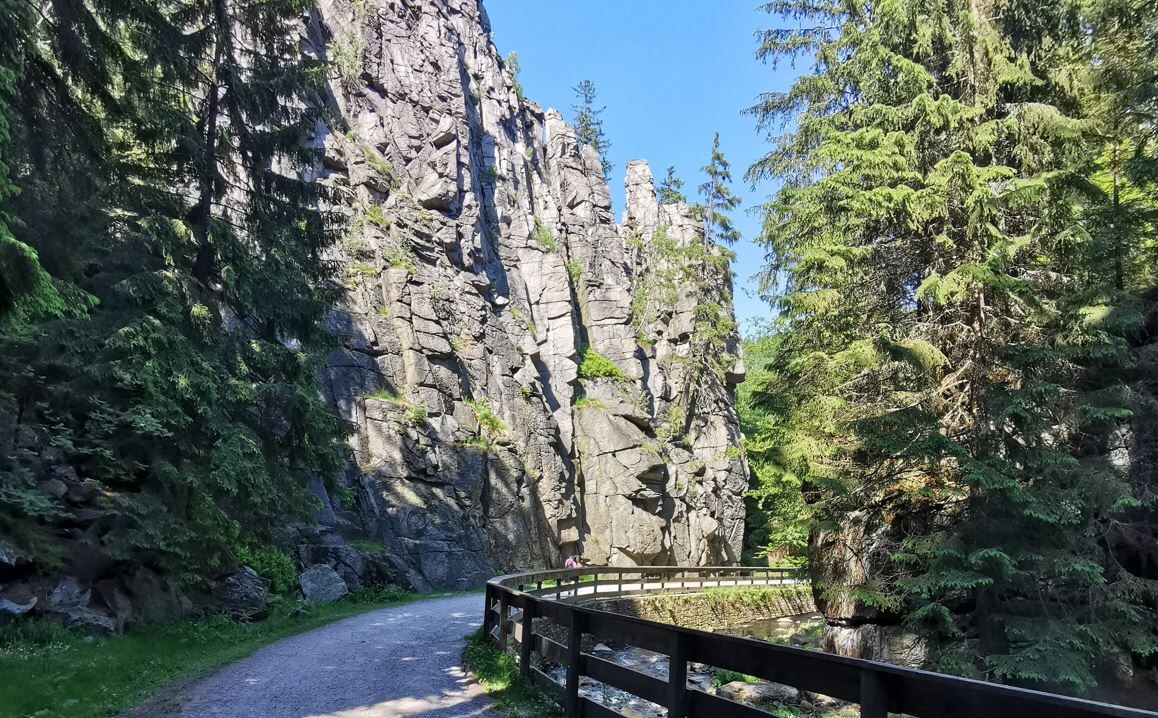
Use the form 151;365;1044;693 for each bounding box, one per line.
658;165;686;204
0;0;343;578
748;0;1153;692
572;79;612;181
698;133;740;247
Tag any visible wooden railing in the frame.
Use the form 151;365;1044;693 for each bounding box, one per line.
483;566;1156;718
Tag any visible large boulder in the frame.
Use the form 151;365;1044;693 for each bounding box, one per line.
213;566;270;621
298;564;348;603
0;596;36;617
41;605;117;636
718;680;800;706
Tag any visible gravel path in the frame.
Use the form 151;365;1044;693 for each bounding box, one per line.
166;593;499;718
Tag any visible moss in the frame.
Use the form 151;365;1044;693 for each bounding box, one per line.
350;263;377;275
572;396;605;410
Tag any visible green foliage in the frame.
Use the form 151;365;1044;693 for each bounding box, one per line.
232;543;296;596
738;334;810;567
658;165;686;204
464;629;562;717
0;0;346;585
571;80;612;181
565;259;582;280
365;389;403;403
572;396;606;410
333;484;357;509
348;537;387;554
360;144;401;191
365;204;389;228
0;589;418;718
531;215;558;251
466;399;508;437
504;51;523;101
698;133;740;246
328;31;365;86
748;0;1158;691
403;403;427;426
577;345;626;380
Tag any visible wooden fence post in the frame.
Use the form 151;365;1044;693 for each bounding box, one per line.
497;592;509;648
565;609;585;718
860;669;887;718
482;584;494;641
519;599;535;678
668;631;689;718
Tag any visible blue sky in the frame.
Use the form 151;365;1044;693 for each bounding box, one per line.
484;1;797;337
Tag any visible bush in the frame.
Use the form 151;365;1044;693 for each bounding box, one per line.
233;543;296;595
577;345;626;380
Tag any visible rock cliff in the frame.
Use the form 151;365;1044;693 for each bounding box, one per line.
301;0;749;591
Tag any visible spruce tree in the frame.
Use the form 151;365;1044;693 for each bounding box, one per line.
0;0;343;577
658;165;686;204
749;0;1152;691
572;79;613;181
698;133;740;247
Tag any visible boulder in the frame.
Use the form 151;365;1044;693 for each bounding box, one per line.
0;538;27;569
213;566;271;621
41;605;117;636
718;680;800;706
0;596;36;617
48;577;90;608
298;564;348;603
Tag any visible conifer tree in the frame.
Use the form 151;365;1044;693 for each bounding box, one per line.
658;165;686;204
698;133;740;247
748;0;1153;691
0;0;343;576
572;79;613;181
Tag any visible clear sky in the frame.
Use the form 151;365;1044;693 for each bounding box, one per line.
484;1;796;337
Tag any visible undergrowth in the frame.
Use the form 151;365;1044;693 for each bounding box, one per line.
463;629;562;717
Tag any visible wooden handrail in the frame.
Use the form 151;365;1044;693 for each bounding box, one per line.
483;566;1157;718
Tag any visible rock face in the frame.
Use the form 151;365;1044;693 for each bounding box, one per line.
304;0;749;590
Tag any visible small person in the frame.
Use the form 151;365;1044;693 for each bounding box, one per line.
564;555;580;569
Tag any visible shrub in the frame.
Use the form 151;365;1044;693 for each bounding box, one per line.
577;345;626;380
531;216;558;251
233;543;296;595
466;399;508;436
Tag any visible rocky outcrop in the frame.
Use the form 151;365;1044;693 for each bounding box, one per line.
304;0;749;590
213;567;271;621
299;564;350;603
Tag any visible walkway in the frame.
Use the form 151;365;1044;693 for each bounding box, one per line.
159;593;497;718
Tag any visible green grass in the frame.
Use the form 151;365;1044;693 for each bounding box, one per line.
463;629;561;717
0;587;418;718
347;537;386;553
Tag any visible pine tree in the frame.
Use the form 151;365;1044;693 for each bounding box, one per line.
748;0;1153;691
658;165;686;204
698;133;740;247
572;79;612;182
